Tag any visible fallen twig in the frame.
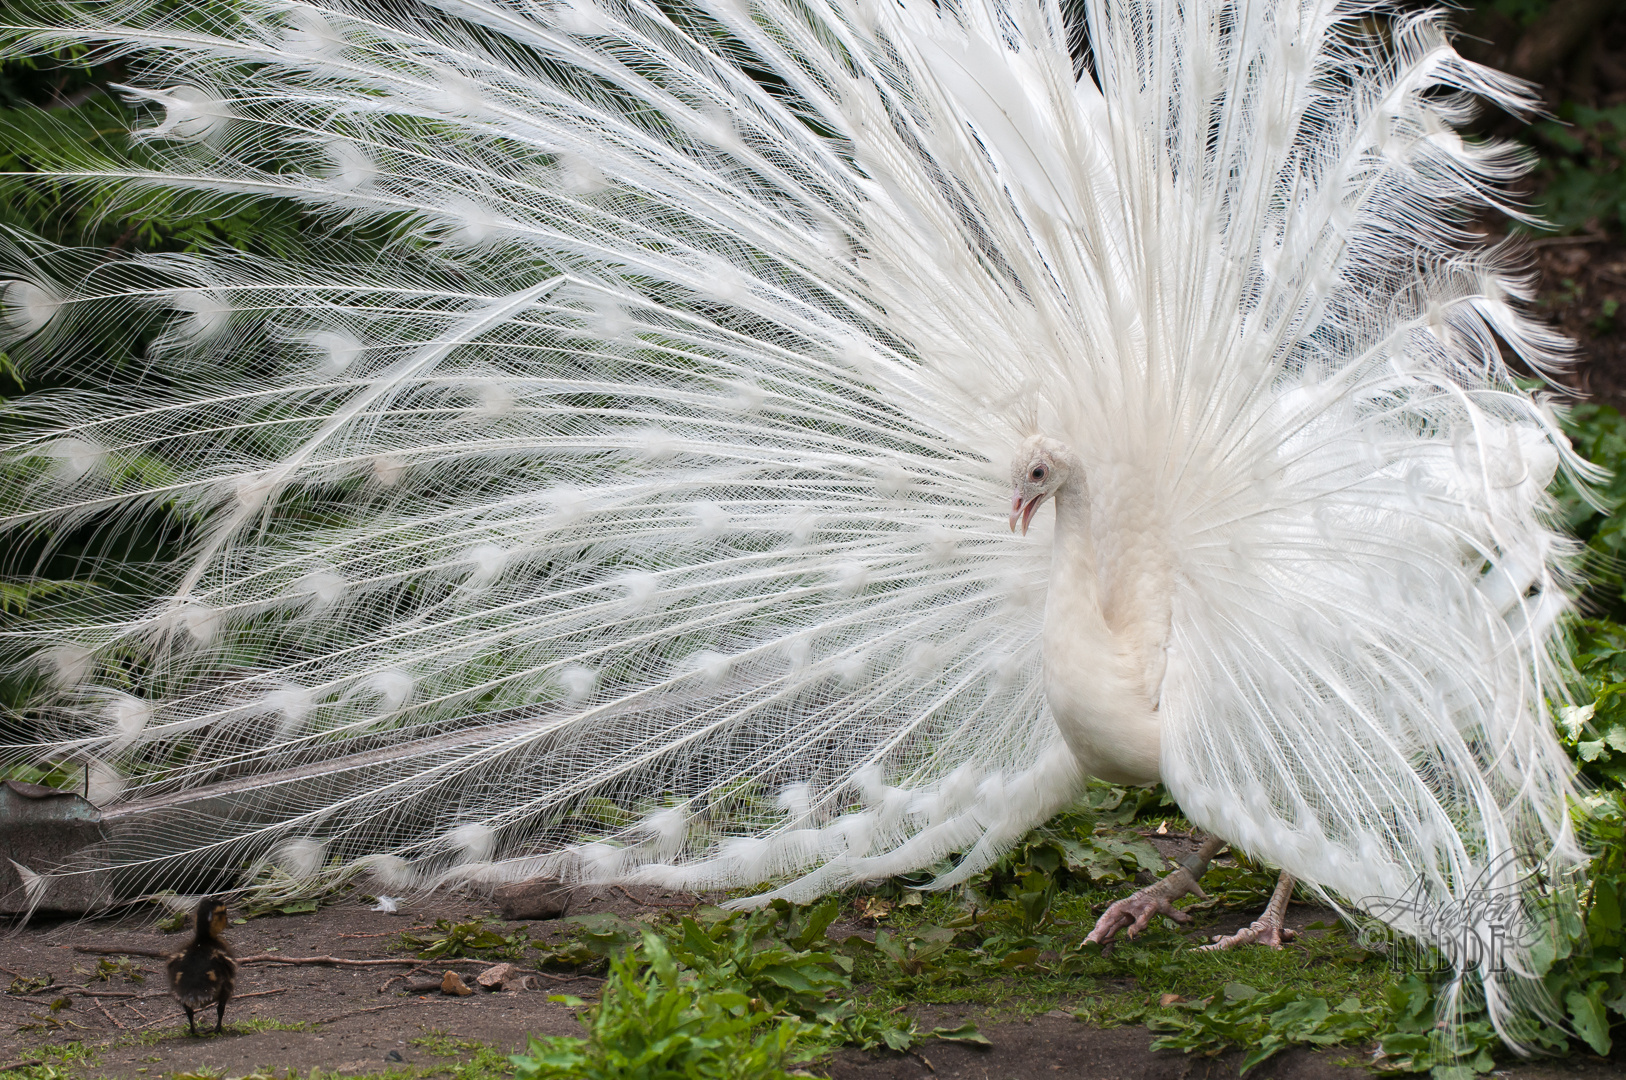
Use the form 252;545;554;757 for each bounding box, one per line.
75;945;476;969
68;990;134;999
378;963;431;994
610;885;694;909
236;988;289;1001
1525;232;1610;249
1481;231;1613;251
93;997;125;1030
310;1001;415;1025
236;953;421;967
0;1059;44;1071
132;1011;180;1031
525;969;605;984
236;952;504;968
401;979;447;994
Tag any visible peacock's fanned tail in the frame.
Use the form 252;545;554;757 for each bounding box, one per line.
0;0;1585;1047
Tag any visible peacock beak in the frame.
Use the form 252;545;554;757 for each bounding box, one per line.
1009;491;1046;535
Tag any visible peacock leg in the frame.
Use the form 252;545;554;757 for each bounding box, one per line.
1084;834;1226;945
1199;869;1297;950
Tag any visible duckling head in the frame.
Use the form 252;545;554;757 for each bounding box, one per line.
194;896;230;939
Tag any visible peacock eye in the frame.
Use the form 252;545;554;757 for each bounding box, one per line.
1030;465;1046;481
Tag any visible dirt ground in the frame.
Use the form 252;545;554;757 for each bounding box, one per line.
0;887;1622;1080
1506;231;1626;407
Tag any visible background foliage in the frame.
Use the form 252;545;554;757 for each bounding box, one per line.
4;0;1626;1075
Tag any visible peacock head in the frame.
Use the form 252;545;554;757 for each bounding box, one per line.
1009;435;1077;535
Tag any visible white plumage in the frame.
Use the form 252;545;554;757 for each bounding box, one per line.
0;0;1586;1046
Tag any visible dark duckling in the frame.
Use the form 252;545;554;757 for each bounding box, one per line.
166;896;237;1035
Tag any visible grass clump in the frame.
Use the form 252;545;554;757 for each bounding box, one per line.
413;1031;524;1080
1147;981;1382;1075
511;932;823;1080
400;917;533;962
510;898;993;1078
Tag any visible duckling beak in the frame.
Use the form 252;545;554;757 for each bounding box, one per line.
1009;491;1046;535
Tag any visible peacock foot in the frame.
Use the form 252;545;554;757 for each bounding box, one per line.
1084;866;1205;945
1084;834;1228;947
1199;917;1296;950
1199;869;1297;951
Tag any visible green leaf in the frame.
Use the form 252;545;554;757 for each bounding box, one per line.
1567;986;1613;1056
1560;702;1598;738
1429;1066;1477;1080
1000;947;1040;969
1238;1036;1285;1074
930;1023;991;1045
1590;881;1623;935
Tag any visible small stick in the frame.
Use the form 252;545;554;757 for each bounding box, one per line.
236;953;422;967
0;1061;44;1072
311;1001;415;1025
611;885;693;908
236;988;289;1000
123;1001;149;1023
68;990;139;998
1525;232;1609;249
338;930;424;939
75;944;459;968
237;953;502;968
379;964;431;994
94;997;125;1030
401;979;446;994
133;1010;179;1031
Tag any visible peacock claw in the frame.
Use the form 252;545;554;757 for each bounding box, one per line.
1084;867;1205;946
1199;919;1296;950
1199;868;1297;951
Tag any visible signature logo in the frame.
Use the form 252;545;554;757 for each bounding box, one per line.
1354;855;1548;974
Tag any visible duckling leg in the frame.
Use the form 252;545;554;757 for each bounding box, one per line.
215;995;229;1034
184;1006;198;1036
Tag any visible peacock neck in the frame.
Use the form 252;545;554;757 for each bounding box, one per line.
1047;477;1097;595
1043;471;1112;670
1039;468;1163;786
